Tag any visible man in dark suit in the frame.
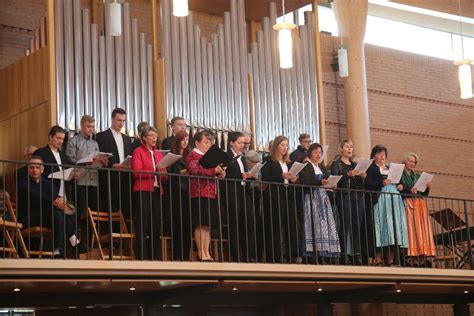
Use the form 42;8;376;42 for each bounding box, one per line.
33;125;72;197
161;116;187;150
96;108;133;219
15;144;38;182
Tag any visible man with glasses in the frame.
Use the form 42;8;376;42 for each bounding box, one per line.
290;133;312;163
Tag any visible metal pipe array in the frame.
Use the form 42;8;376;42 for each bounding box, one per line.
161;0;319;149
55;0;154;135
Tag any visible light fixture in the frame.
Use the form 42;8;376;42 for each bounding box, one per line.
129;287;136;291
317;287;323;292
105;0;122;37
464;290;469;294
13;288;21;292
338;46;349;77
454;0;473;99
173;0;189;17
273;0;296;69
231;287;238;291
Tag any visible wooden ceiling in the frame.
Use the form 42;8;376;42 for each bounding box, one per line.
188;0;474;21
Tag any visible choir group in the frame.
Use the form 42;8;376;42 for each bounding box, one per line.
13;108;435;265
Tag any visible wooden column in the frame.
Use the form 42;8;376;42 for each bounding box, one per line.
46;0;57;125
151;0;167;141
331;0;371;158
312;0;327;147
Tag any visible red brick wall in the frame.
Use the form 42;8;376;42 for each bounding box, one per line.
320;33;474;200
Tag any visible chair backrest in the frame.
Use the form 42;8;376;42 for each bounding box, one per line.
0;191;18;223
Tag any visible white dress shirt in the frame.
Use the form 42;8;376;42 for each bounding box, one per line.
231;148;245;185
149;149;159;187
111;128;125;163
280;161;289;184
50;146;65;197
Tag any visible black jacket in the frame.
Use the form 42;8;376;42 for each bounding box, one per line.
289;146;307;163
96;129;132;167
330;158;365;191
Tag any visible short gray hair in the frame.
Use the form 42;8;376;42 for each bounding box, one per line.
245;150;262;163
402;152;419;164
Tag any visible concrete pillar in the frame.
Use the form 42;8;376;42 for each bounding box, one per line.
331;0;371;158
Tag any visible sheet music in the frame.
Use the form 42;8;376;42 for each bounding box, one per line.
289;162;307;177
249;162;266;177
387;163;404;184
318;145;329;163
413;172;434;193
323;175;343;188
157;153;182;169
121;155;132;167
354;159;373;174
76;152;113;165
48;168;75;181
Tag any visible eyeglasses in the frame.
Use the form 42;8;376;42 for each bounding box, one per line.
244;142;251;145
302;140;312;143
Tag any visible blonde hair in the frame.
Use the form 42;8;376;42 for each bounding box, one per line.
270;135;290;163
338;139;353;153
402;152;419;164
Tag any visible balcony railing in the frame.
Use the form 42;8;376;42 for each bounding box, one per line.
1;159;473;270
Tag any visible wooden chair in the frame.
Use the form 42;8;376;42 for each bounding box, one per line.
0;191;29;258
86;208;135;260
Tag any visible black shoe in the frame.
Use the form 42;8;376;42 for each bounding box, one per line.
53;249;65;259
353;254;363;266
71;244;89;255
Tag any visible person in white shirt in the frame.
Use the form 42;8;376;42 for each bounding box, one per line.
96;108;133;218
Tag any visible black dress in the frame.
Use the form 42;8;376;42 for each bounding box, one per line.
221;150;256;262
330;158;366;260
167;157;191;260
261;158;299;263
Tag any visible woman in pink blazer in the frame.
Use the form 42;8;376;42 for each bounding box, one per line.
131;126;168;260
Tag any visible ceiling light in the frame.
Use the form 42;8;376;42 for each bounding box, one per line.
396;289;402;293
13;288;20;292
232;287;238;291
273;0;296;68
129;287;136;291
464;290;469;294
105;1;122;37
173;0;189;17
454;0;473;99
317;287;323;292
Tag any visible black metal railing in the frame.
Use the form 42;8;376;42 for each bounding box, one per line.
0;159;473;270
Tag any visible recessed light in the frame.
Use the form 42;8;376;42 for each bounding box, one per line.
396;289;402;293
170;305;182;308
68;306;77;309
129;287;136;291
464;290;469;294
317;288;323;292
232;287;238;291
13;288;20;292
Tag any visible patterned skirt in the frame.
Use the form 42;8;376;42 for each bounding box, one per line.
303;189;340;257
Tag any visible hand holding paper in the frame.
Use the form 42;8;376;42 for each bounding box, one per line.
249;162;266;177
77;152;113;165
323;175;342;188
288;162;307;177
387;163;404;184
354;159;373;174
48;168;75;181
157;153;182;169
412;172;434;193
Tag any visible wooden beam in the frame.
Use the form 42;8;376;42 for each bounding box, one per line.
312;1;326;147
46;0;56;126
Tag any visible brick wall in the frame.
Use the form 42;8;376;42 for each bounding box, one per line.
320;33;474;200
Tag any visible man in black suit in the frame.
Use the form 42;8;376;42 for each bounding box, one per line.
96;108;133;219
161;116;187;150
33;126;82;256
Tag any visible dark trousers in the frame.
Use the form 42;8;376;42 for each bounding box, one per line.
170;188;191;261
72;185;98;245
263;186;298;263
133;189;162;260
224;184;257;262
336;192;366;257
100;170;133;220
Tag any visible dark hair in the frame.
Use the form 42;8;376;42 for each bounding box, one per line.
29;155;44;163
140;126;159;143
227;131;244;147
111;108;126;118
170;116;185;126
193;130;213;145
307;142;323;158
299;133;311;142
48;125;66;138
172;130;191;157
370;144;388;159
